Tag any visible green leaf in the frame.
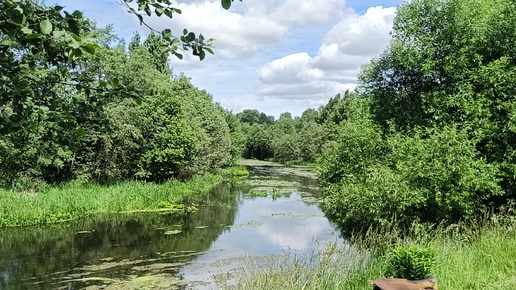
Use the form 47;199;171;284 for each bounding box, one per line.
52;30;65;37
111;78;120;86
162;28;172;39
144;5;152;16
40;19;53;35
71;33;81;41
221;0;231;10
38;106;49;114
80;43;99;54
135;98;143;105
25;33;40;40
7;19;22;26
21;26;32;34
173;52;183;60
76;127;85;137
164;9;173;18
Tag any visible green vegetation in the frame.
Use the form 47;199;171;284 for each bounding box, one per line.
219;0;516;287
385;245;436;280
2;0;516;287
227;166;250;177
219;220;516;290
0;173;223;227
236;94;348;164
248;189;268;198
317;0;516;235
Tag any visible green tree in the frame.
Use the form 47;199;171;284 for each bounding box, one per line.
358;0;516;200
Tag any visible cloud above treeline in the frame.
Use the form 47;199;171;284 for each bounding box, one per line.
162;0;398;114
49;0;400;116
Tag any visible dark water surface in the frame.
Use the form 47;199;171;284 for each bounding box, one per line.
0;163;342;289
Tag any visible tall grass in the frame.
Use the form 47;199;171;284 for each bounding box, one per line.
218;218;516;290
0;173;223;227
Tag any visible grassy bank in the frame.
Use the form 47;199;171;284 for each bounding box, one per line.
218;219;516;290
0;173;226;227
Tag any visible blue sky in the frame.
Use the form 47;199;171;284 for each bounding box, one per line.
45;0;404;117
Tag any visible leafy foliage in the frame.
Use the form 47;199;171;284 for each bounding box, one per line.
319;0;516;235
385;245;436;280
359;0;516;202
0;14;237;189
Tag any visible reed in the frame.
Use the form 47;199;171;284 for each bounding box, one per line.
218;217;516;290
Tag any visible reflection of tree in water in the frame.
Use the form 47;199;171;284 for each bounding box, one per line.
0;181;239;289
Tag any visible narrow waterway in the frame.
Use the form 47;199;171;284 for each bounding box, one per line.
0;161;343;289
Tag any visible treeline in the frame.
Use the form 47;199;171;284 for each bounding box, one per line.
0;5;243;191
235;93;351;163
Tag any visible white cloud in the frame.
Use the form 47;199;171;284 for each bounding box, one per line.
270;0;346;26
254;6;397;105
146;0;348;61
58;0;402;117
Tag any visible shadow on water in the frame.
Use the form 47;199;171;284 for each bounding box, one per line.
0;162;342;289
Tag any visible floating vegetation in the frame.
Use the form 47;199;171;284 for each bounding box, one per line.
270;213;323;219
247;187;295;198
227;221;262;228
241;180;300;187
300;196;322;204
163;230;182;235
231;167;250;177
81;274;183;290
271;188;282;199
248;189;268;197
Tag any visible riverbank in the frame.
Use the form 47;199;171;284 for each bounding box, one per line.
218;219;516;290
0;167;248;227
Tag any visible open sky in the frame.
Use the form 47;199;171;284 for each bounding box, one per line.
44;0;405;117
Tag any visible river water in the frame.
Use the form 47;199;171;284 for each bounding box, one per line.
0;161;343;289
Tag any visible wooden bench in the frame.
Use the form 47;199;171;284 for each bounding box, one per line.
372;276;438;290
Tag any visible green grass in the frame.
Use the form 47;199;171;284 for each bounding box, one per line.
0;173;223;227
217;218;516;290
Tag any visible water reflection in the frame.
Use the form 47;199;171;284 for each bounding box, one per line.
0;164;342;289
180;165;342;288
0;182;239;289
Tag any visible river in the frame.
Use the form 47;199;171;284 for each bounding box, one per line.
0;160;343;289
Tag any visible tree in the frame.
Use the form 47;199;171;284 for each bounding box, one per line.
358;0;516;199
0;0;240;137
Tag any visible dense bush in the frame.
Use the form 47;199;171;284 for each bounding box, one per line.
322;124;503;233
